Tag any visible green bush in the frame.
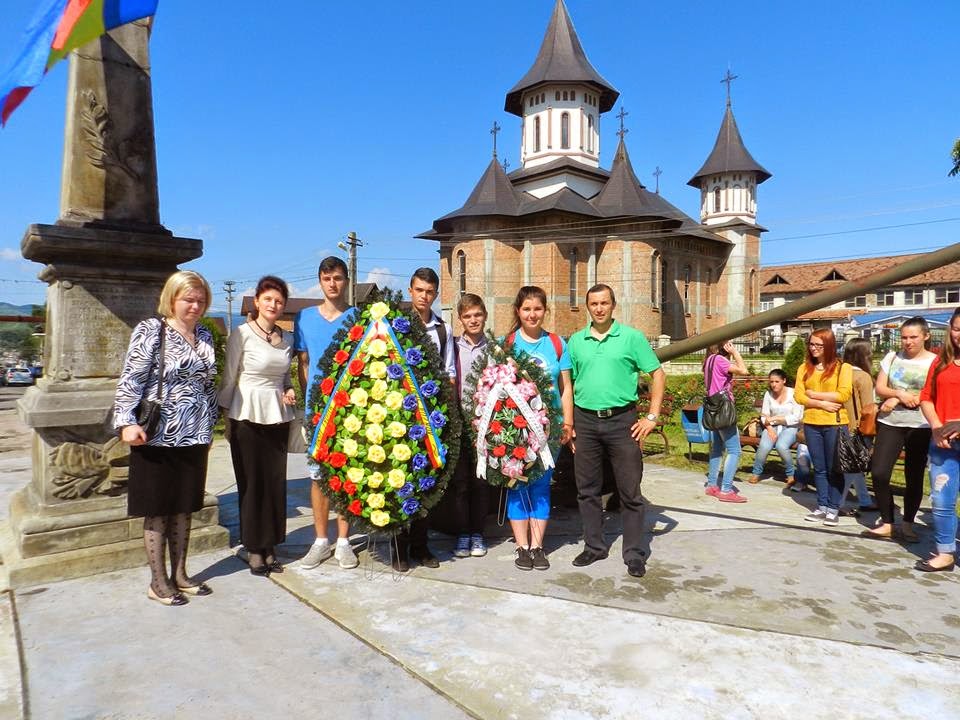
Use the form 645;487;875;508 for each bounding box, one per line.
783;336;806;385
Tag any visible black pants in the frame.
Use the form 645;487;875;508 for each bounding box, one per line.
870;422;931;525
396;519;429;556
451;442;489;535
230;419;289;550
573;407;647;563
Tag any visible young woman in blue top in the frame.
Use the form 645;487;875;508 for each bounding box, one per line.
503;286;574;571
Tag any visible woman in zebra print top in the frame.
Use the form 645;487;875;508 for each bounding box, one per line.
115;270;219;606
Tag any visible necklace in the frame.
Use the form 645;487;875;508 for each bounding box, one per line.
253;318;279;344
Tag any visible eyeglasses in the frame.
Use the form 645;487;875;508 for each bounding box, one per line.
808;342;824;348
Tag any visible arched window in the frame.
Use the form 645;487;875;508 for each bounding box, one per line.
683;264;692;314
456;250;466;296
705;268;713;315
713;187;721;214
561;112;570;149
569;248;579;307
534;116;541;153
660;258;669;311
650;252;660;307
733;184;742;212
587;114;594;152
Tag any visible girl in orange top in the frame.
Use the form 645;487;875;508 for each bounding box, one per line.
794;329;852;527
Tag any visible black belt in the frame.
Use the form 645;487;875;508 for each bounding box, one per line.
577;403;636;419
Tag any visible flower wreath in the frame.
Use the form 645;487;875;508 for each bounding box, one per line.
305;290;461;535
462;332;562;487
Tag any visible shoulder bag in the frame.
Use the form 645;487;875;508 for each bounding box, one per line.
134;319;166;439
702;354;737;430
287;407;307;454
834;367;871;473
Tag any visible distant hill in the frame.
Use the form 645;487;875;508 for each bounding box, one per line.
0;302;39;316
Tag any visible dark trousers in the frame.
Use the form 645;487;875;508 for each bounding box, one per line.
230;419;289;550
451;443;489;535
396;519;429;557
871;422;931;524
573;407;646;563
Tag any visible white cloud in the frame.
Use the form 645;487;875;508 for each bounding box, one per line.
0;248;21;261
289;281;325;299
363;267;405;291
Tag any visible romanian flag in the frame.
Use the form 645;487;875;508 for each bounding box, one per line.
0;0;159;127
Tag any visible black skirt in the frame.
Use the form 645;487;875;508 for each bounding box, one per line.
230;419;289;550
128;443;209;517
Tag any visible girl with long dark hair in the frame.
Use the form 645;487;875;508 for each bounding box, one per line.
839;338;877;515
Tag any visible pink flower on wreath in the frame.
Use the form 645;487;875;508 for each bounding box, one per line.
517;380;538;400
496;364;516;384
501;458;524;478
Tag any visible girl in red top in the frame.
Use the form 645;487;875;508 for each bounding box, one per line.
917;307;960;572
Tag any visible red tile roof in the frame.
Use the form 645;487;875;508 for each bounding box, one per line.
760;253;960;294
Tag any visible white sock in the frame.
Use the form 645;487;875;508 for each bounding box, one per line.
313;538;330;548
336;537;350;548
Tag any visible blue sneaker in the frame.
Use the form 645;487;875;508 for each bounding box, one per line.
470;534;487;557
455;535;471;558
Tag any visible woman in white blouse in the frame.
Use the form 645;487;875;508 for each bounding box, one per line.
220;276;296;576
748;369;803;486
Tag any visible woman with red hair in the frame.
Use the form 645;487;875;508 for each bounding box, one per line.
794;329;852;526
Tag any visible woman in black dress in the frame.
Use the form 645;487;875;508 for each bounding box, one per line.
115;271;219;606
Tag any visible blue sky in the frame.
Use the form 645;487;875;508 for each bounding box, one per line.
1;0;958;312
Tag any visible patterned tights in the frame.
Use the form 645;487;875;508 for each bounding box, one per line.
143;513;193;597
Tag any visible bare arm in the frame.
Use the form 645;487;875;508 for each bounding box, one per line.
632;367;665;441
558;369;574;445
724;341;749;376
297;351;309;396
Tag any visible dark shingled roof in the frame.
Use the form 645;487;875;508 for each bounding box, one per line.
520;186;602;217
504;0;619;117
687;105;771;187
507;156;610;186
436;157;521;221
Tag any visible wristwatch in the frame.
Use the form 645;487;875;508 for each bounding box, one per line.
645;413;658;422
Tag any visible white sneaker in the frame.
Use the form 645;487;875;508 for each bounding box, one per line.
334;543;359;569
300;542;334;569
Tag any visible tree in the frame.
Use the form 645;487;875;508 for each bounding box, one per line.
951;138;960;177
783;336;807;385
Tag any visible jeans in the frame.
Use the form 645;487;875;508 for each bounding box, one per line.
928;440;960;554
751;426;798;477
842;434;874;508
707;425;741;492
804;424;845;512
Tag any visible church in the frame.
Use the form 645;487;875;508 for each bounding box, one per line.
417;0;771;341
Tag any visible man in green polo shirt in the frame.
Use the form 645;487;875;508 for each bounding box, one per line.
567;283;665;578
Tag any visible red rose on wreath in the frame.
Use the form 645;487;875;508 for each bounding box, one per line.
323;422;336;439
511;446;527;460
513;415;528;429
494;401;503;412
492;445;507;457
334;350;349;365
489;420;503;434
348;499;362;515
320;377;334;395
328;476;342;492
312;413;322;425
348;325;364;341
344;480;357;496
315;444;329;461
333;391;349;407
348;359;365;376
506;397;517;409
329;452;347;468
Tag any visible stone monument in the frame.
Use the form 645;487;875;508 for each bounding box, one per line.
0;20;228;587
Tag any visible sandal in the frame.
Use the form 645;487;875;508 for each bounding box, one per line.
859;528;894;541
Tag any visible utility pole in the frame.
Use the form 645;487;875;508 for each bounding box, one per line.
338;231;363;305
223;280;236;334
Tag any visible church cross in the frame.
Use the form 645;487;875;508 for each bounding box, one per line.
616;106;629;139
490;121;501;157
502;158;510;173
653;166;662;194
721;67;738;106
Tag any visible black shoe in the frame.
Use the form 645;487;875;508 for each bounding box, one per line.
412;548;439;569
626;558;647;578
572;548;608;567
530;547;550;570
838;507;860;518
515;547;534;570
266;559;284;573
391;555;410;573
249;564;270;576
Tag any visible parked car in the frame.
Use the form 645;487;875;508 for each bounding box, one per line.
5;367;33;386
759;342;784;355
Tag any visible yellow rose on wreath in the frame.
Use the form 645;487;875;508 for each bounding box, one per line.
367;493;385;509
386;421;406;438
368;360;387;378
367;339;388;358
346;467;365;484
384;391;404;411
365;423;384;444
370;379;388;400
342;438;359;458
367;445;386;463
349;387;368;407
368;302;390;321
391;443;412;462
343;414;362;433
368;471;384;488
370;510;391;527
366;403;387;424
387;469;406;488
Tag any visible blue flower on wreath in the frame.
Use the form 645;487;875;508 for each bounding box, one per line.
408;424;426;441
418;476;436;491
404;347;423;365
402;394;418;412
411;453;429;472
429;410;447;428
392;317;410;334
387;363;404;381
397;482;415;498
420;380;438;398
401;498;421;516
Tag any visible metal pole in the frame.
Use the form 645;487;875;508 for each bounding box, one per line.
657;241;960;362
223;280;235;334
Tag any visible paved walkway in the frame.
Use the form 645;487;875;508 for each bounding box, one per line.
1;431;959;719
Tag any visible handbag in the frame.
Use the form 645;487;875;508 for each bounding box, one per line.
702;355;737;430
834;386;871;473
741;416;763;438
134;319;166;439
858;410;877;437
287;406;307;454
